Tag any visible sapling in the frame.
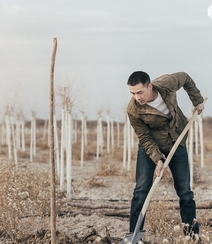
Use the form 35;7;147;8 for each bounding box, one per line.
127;116;131;171
59;87;69;187
15;112;21;150
5;107;12;159
58;86;74;196
80;111;85;167
60;102;65;188
0;114;1;144
99;114;104;155
197;114;204;168
84;115;88;145
53;114;60;174
74;117;77;143
96;112;101;161
123;115;127;168
96;111;104;160
42;119;48;143
10;107;18;164
30;111;36;162
106;109;110;154
194;118;198;155
188;107;205;189
0;115;6;146
111;117;114;152
66;110;72;198
33;113;36;156
20;113;25;152
131;124;135;149
116;120;120;148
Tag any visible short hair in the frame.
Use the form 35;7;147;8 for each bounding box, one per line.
127;71;151;86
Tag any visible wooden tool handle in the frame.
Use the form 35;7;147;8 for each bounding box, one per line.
141;97;208;216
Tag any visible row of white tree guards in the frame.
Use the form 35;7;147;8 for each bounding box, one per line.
0;104;204;196
0;107;36;164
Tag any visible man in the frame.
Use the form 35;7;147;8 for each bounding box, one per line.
127;71;204;241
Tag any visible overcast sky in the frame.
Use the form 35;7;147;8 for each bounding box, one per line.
0;0;212;121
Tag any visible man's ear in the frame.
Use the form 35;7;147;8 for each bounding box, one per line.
148;83;153;90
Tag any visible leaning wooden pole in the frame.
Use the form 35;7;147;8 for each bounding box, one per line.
49;37;57;244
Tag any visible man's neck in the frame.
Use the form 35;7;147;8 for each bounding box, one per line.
149;89;158;102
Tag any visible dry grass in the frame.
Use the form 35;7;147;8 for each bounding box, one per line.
0;159;47;240
143;200;212;243
204;140;212;153
0;158;63;243
95;157;120;177
88;176;106;188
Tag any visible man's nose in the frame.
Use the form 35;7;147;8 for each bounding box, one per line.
135;93;141;100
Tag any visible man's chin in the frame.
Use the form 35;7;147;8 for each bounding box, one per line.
138;101;146;105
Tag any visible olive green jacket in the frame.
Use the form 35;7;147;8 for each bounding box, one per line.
127;72;204;164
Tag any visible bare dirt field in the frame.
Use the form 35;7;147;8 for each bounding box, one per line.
0;118;212;243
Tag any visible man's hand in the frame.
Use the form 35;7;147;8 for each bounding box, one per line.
194;103;204;115
155;160;167;178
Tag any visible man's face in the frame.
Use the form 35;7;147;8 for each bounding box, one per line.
128;82;153;105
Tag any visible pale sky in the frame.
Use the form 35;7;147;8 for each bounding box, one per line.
0;0;212;121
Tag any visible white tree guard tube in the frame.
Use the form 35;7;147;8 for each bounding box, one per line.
5;110;12;159
117;121;120;148
96;113;101;161
198;114;204;168
127;116;131;171
33;112;36;157
106;110;110;154
21;114;25;152
111;117;114;151
66;111;72;198
11;111;18;164
60;107;65;188
122;116;127;169
16;113;21;150
80;111;84;167
53;114;60;175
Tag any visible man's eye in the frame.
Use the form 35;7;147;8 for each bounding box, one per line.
131;92;142;95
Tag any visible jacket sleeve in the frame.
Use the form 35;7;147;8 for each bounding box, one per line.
127;113;165;164
169;72;204;106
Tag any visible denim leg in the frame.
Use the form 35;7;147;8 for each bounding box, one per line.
168;146;199;234
129;144;155;232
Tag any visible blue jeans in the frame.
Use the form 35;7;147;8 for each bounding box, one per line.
130;144;199;235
